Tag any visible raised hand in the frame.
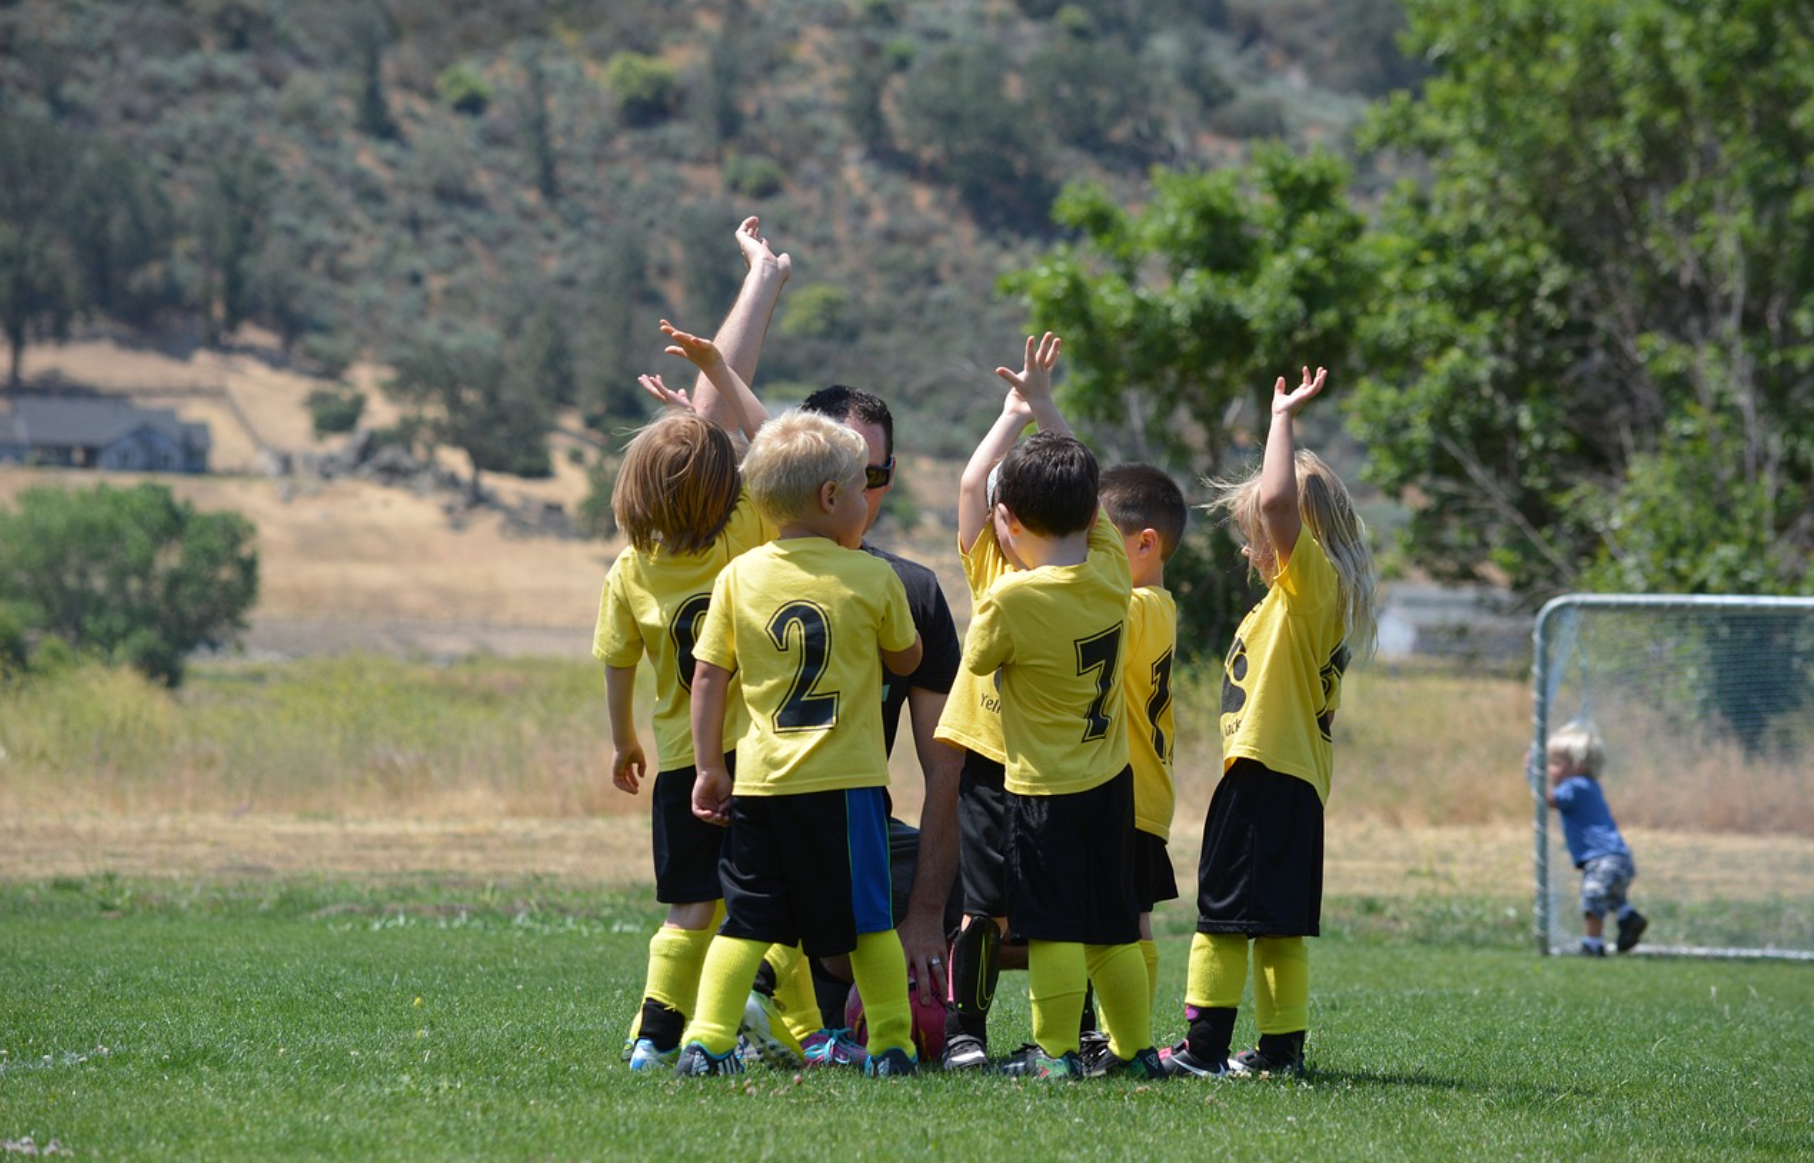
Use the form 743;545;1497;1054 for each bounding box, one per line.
660;319;725;372
995;331;1062;405
1272;366;1327;419
637;372;694;413
735;215;792;284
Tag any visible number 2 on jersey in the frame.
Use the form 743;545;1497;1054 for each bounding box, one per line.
768;600;838;732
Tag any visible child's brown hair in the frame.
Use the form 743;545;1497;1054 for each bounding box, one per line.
611;412;741;556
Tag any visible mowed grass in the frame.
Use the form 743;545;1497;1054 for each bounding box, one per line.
4;879;1812;1163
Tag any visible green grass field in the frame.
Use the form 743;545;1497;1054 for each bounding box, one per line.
4;878;1811;1162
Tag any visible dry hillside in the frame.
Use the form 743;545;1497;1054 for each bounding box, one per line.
3;331;971;658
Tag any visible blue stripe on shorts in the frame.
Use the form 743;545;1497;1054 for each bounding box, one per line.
845;787;894;935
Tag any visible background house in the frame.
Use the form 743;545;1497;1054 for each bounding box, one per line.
0;396;211;473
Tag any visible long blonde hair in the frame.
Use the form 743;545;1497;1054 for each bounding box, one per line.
1206;449;1378;664
612;412;741;556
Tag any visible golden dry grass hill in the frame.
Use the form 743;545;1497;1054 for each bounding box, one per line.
4;330;974;659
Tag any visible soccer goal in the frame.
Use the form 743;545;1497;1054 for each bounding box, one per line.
1529;594;1814;959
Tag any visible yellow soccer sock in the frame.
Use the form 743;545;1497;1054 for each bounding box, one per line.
848;930;913;1057
679;936;769;1056
643;922;716;1017
1086;942;1154;1061
1027;940;1088;1058
765;942;824;1043
1253;936;1309;1035
1141;938;1161;1013
1185;931;1249;1011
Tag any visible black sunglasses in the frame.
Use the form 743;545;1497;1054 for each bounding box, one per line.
865;455;895;490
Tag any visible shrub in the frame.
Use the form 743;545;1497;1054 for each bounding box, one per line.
604;51;678;127
0;484;258;687
723;153;786;198
305;386;367;436
437;63;493;116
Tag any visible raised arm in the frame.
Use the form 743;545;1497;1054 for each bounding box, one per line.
1259;366;1324;571
958;387;1033;554
690;216;789;433
659;320;761;441
995;331;1068;437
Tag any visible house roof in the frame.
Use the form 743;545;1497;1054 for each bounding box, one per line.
0;396;209;450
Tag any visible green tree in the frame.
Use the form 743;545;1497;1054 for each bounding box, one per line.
0;111;86;387
1003;146;1372;654
1004;146;1372;474
1351;0;1814;598
896;46;1055;231
518;46;558;201
192;144;280;346
387;323;554;498
0;483;259;687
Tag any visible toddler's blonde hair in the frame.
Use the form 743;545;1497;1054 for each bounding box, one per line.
740;410;867;526
1547;720;1605;778
1205;449;1378;664
612;412;741;556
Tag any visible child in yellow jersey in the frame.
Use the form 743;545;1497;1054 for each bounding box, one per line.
956;334;1164;1081
1164;367;1378;1080
677;410;925;1077
595;322;772;1072
1077;463;1187;1075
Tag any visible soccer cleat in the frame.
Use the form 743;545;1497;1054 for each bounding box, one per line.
1616;911;1648;953
1159;1041;1231;1079
998;1044;1083;1080
620;1035;636;1063
1226;1045;1304;1078
738;990;805;1070
1578;939;1607;958
863;1047;918;1077
801;1027;868;1068
673;1041;744;1077
1077;1030;1112;1078
627;1038;679;1072
1101;1045;1167;1081
940;1033;988;1072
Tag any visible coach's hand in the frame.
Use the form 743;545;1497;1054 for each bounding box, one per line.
898;909;946;1004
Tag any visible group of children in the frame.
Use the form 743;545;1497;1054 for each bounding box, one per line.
597;214;1663;1081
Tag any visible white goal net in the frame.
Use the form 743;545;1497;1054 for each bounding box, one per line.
1529;594;1814;959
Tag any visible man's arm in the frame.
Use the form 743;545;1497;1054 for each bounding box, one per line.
898;688;961;1004
691;216;789;433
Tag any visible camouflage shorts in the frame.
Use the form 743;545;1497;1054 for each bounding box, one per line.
1579;852;1636;918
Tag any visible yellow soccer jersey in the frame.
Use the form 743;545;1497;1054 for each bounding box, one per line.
1218;533;1348;805
933;530;1012;764
962;516;1132;796
1123;584;1178;840
693;537;918;796
592;490;774;772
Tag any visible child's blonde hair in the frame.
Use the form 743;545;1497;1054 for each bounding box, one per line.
1206;449;1378;664
612;411;741;556
740;409;867;526
1547;720;1605;778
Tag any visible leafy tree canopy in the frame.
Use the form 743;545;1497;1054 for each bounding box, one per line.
1003;145;1373;654
0;484;259;686
1351;0;1814;599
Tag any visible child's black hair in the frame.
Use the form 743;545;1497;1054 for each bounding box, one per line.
1099;463;1188;560
995;430;1099;538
